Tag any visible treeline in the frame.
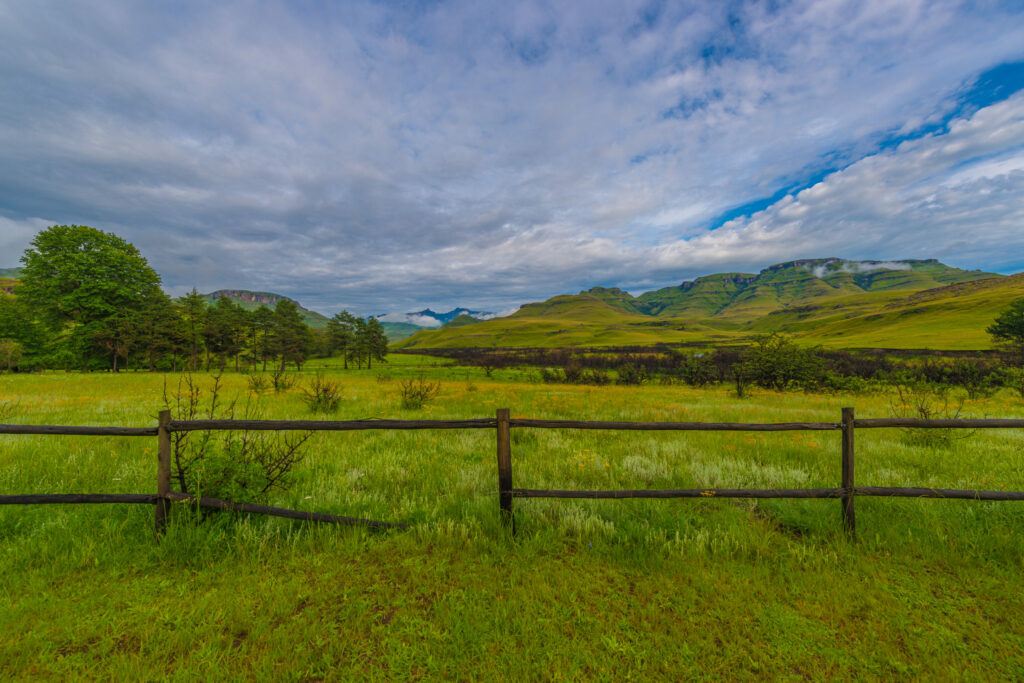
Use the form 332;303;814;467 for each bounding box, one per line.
0;225;387;373
403;333;1024;396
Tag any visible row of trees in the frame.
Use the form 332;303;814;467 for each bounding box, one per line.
0;225;387;372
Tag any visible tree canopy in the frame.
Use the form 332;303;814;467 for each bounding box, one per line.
988;298;1024;363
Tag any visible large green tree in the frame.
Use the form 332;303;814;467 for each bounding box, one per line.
271;299;314;371
988;298;1024;365
19;225;164;370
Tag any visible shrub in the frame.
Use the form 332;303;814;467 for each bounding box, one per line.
163;373;311;505
616;363;647;385
247;372;269;395
743;333;823;391
301;373;343;414
582;368;611;385
562;361;583;384
889;377;968;448
399;376;441;409
539;367;561;383
270;365;295;393
680;353;717;387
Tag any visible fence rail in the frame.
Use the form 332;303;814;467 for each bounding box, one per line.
2;407;1024;540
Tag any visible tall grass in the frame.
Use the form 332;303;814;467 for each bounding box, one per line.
2;356;1024;678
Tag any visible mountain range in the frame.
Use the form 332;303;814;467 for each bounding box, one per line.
5;258;1021;349
395;258;1024;350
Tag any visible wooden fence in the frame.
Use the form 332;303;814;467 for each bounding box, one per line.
3;408;1024;539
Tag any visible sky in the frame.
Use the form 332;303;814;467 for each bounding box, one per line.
1;1;1024;319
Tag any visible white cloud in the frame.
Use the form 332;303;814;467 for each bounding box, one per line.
0;2;1022;314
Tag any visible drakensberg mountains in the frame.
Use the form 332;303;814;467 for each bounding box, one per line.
396;258;1023;350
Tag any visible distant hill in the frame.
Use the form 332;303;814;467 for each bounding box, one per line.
0;268;20;295
203;289;331;329
378;322;425;342
395;258;1016;351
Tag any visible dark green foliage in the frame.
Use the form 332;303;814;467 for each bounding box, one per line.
679;353;717;387
163;373;311;503
988;298;1024;364
616;362;647;385
271;299;314;371
742;333;824;391
18;225;164;370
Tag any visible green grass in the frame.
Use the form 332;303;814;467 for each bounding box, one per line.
2;360;1024;678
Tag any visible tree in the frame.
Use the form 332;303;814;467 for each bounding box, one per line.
19;225;164;371
177;289;207;372
270;299;314;371
327;311;358;368
988;298;1024;366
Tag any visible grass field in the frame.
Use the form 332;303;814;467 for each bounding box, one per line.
3;354;1024;679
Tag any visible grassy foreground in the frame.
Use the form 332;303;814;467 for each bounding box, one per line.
2;355;1024;679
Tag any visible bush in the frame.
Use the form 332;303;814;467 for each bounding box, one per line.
889;377;968;448
582;368;611;385
539;367;561;383
616;363;647;385
247;372;270;395
743;333;823;391
163;373;311;504
680;353;717;387
562;361;583;383
399;376;441;409
301;373;343;414
271;365;295;393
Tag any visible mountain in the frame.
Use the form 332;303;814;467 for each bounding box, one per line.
408;307;494;326
395;259;1016;350
203;289;331;328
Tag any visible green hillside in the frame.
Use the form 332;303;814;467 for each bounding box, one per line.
396;259;1016;351
379;322;426;341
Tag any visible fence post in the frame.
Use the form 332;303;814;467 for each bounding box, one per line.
841;407;855;538
496;408;514;532
155;409;171;535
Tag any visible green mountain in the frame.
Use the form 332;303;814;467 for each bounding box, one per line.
396;259;1015;351
203;290;331;328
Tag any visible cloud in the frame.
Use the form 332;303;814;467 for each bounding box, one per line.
0;2;1023;315
378;313;442;328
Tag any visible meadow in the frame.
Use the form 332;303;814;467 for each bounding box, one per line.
2;354;1024;679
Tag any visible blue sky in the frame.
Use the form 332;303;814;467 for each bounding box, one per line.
1;1;1023;317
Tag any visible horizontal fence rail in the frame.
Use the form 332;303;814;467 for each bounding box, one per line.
0;425;158;436
168;418;497;432
3;406;1024;542
509;419;841;431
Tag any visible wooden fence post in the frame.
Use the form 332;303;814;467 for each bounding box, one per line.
155;409;171;535
841;407;855;538
496;408;514;532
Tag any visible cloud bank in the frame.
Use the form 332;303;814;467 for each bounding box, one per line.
1;1;1023;314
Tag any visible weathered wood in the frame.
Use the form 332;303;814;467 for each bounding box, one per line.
512;488;845;499
841;407;855;538
164;492;407;529
854;487;1024;500
855;418;1024;429
496;408;514;529
155;410;171;535
0;493;159;505
509;419;841;431
0;424;157;436
169;418;497;432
